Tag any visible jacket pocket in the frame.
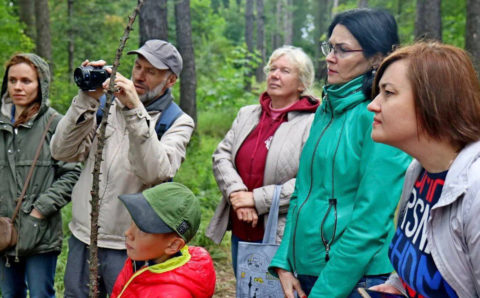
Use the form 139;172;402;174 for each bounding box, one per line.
16;214;48;256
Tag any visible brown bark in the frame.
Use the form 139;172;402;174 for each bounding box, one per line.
358;0;368;8
415;0;442;41
284;0;293;45
255;0;265;82
88;1;145;296
67;0;74;82
139;0;168;45
18;0;35;40
35;0;52;68
314;0;331;80
175;0;197;123
466;0;480;73
332;0;339;18
244;0;254;91
272;0;283;49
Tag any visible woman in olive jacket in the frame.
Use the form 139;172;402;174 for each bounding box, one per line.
0;53;81;298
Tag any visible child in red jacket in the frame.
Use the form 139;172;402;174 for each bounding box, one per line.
111;182;216;298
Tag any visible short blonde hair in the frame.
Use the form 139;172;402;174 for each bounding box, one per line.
264;45;315;95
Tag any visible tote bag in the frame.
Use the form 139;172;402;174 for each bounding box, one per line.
236;185;284;298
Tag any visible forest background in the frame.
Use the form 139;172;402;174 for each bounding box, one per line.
0;0;478;296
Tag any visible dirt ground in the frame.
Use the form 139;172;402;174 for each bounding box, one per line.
213;253;236;297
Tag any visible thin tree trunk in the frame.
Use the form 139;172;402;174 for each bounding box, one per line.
314;0;330;80
35;0;52;68
18;0;35;40
466;0;480;73
272;0;283;49
332;0;339;18
358;0;368;8
283;0;293;45
255;0;265;82
139;0;168;44
67;0;74;82
414;0;442;41
175;0;197;123
244;0;254;91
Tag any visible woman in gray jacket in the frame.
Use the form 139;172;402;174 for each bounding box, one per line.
206;46;319;275
0;53;81;298
367;42;480;297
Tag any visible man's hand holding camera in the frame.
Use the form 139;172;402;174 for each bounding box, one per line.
76;59;141;109
103;72;141;109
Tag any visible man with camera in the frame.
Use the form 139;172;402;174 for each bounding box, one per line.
50;40;194;297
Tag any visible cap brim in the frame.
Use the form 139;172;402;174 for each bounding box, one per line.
127;50;170;70
119;192;174;234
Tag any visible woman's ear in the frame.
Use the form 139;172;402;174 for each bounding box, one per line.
369;53;384;70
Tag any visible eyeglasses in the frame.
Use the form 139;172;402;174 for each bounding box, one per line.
321;41;363;58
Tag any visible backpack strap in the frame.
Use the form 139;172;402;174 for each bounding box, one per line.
155;101;183;139
96;94;107;126
96;95;184;140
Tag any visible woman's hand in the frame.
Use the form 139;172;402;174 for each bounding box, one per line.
276;268;307;298
230;191;255;210
235;207;258;227
369;284;402;294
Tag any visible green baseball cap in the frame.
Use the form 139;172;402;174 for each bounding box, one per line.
118;182;201;243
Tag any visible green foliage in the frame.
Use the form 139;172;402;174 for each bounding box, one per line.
48;0;140;113
0;1;34;78
173;108;238;259
442;0;466;47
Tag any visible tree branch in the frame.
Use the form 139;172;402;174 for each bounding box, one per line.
88;1;145;297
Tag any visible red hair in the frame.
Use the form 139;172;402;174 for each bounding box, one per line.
373;42;480;149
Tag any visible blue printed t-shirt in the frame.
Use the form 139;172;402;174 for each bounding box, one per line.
389;169;458;298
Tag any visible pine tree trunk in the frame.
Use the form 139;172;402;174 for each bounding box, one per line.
332;0;339;18
255;0;265;82
18;0;35;41
175;0;197;123
466;0;480;73
283;0;293;45
272;0;283;49
140;0;168;44
35;0;52;67
67;0;74;82
244;0;254;91
415;0;442;41
358;0;368;8
314;0;330;80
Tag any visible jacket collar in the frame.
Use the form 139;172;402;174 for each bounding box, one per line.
406;140;480;210
322;75;365;115
145;88;174;113
435;140;480;208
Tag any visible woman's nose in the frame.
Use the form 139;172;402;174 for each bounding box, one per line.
326;51;336;64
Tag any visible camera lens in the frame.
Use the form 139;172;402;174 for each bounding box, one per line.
73;66;110;91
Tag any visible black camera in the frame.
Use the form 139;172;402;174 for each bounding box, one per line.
73;65;110;91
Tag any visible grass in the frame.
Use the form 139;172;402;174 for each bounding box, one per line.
54;107;241;296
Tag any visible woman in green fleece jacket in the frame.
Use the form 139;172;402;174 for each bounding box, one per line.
269;9;411;298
